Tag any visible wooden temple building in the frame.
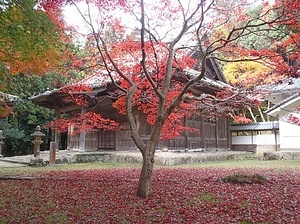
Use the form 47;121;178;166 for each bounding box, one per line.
30;57;231;152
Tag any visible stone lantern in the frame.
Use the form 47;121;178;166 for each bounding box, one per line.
31;126;45;158
0;130;5;157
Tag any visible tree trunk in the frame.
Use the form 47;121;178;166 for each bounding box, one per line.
247;107;257;123
137;148;155;198
258;107;266;122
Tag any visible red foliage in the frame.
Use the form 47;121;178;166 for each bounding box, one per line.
217;0;300;80
46;111;121;134
59;84;93;106
233;115;253;123
38;0;70;32
0;167;299;223
109;42;200;139
0;104;12;118
263;1;300;77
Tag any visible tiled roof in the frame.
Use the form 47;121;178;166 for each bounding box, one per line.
184;69;230;89
262;78;300;92
265;92;300;114
77;72;112;88
30;69;228;101
29;72;111;100
0;91;18;104
229;121;279;131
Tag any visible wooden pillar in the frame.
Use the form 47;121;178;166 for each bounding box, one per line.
67;125;71;150
229;130;233;151
215;115;219;149
200;116;205;148
184;116;188;149
54;108;61;151
226;118;230;149
49;141;56;165
79;107;86;151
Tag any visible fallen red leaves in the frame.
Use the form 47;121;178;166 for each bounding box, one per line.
0;167;299;223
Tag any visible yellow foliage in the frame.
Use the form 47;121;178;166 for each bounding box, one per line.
224;61;271;87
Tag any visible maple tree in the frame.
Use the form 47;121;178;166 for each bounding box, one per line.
0;0;67;76
0;0;84;119
39;0;300;197
224;61;271;89
0;0;57;117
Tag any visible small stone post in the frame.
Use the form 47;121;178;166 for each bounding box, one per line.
0;130;5;157
49;141;57;165
30;126;45;166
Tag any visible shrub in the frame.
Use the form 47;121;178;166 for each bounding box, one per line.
222;173;268;184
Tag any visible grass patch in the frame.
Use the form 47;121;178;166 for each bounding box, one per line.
0;162;140;176
176;159;300;169
0;160;299;177
199;192;218;202
222;173;268;184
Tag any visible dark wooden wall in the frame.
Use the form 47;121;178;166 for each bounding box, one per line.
66;103;229;151
159;116;229;150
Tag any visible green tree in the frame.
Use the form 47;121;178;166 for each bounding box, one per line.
237;4;289;50
0;0;65;77
0;73;70;156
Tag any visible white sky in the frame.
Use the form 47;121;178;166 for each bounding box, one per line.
63;3;92;38
63;0;275;46
63;2;138;45
63;0;203;46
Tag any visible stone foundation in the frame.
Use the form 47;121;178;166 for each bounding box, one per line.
263;151;300;160
2;150;299;167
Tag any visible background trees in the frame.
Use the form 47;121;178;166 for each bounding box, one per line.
0;0;66;77
0;0;83;155
0;73;70;156
222;1;300;122
0;0;70;117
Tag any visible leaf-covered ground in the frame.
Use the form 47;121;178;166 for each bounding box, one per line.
0;167;299;223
